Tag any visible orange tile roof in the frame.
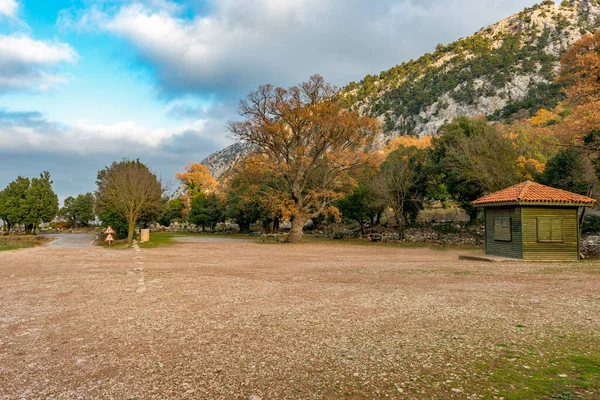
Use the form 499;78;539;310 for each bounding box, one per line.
472;181;596;206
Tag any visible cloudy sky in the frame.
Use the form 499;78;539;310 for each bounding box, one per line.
0;0;537;201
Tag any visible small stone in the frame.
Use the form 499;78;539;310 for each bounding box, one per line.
248;396;262;400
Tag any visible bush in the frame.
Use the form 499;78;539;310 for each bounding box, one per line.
583;211;600;235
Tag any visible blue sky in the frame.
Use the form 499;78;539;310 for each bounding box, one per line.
0;0;537;202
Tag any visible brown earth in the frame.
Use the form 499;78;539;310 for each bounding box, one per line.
0;239;599;399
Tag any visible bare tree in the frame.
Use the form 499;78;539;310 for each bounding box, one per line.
371;146;428;240
96;160;165;245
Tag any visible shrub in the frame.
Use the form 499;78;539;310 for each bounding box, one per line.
583;211;600;235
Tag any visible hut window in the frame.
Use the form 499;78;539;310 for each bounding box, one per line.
536;217;564;242
493;217;511;241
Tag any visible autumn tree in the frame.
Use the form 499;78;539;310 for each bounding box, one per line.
227;75;380;242
96;160;165;245
558;29;600;106
175;162;218;218
224;156;293;233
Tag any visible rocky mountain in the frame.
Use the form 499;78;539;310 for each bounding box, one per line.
203;0;600;177
343;0;600;141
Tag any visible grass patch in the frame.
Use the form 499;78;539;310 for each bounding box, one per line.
138;232;177;248
468;335;600;399
0;235;50;251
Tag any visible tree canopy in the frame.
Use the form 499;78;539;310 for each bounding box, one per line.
0;172;58;234
227;74;380;242
96;160;165;245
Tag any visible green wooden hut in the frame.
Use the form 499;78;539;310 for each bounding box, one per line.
472;181;596;261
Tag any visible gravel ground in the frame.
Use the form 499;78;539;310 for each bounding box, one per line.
0;240;599;399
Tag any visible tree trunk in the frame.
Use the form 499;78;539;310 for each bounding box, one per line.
288;213;305;243
238;220;251;234
396;213;405;241
127;218;135;245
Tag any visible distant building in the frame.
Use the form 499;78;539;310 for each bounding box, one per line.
473;181;596;261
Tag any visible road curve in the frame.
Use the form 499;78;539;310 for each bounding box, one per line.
39;234;98;248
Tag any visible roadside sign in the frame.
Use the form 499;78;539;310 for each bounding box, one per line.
105;233;115;245
104;226;115;235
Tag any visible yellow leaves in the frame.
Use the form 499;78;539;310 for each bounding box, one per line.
529;108;561;127
175;162;218;199
386;135;432;153
517;156;545;180
323;205;342;223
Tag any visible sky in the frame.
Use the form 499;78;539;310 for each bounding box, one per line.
0;0;538;202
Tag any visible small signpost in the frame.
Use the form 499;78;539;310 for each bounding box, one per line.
104;226;115;246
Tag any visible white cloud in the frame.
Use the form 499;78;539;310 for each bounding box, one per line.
0;0;18;18
0;35;78;92
61;0;535;98
0;108;216;154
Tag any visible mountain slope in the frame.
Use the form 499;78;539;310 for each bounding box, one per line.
341;0;600;141
203;0;600;178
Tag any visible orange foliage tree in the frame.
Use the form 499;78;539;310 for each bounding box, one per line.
227;75;380;242
559;29;600;106
224;155;295;233
175;163;218;219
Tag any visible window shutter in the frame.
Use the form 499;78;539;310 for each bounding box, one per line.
537;218;551;242
494;217;511;241
551;218;563;242
537;217;564;242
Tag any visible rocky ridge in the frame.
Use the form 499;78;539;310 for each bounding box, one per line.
202;0;600;178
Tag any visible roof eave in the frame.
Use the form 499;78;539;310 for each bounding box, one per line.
473;201;596;208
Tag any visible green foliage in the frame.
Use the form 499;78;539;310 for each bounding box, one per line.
226;185;264;234
189;193;226;230
336;184;382;236
98;210;128;240
430;117;519;222
0;172;59;234
159;198;185;227
60;193;95;227
490;82;565;121
539;148;595;195
0;176;30;232
583;211;600;235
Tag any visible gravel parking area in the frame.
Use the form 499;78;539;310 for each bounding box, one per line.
0;240;599;399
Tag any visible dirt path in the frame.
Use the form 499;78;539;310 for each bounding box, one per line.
0;242;599;399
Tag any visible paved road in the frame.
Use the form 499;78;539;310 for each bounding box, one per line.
39;234;98;248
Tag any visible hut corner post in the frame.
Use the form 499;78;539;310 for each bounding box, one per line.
579;183;595;258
